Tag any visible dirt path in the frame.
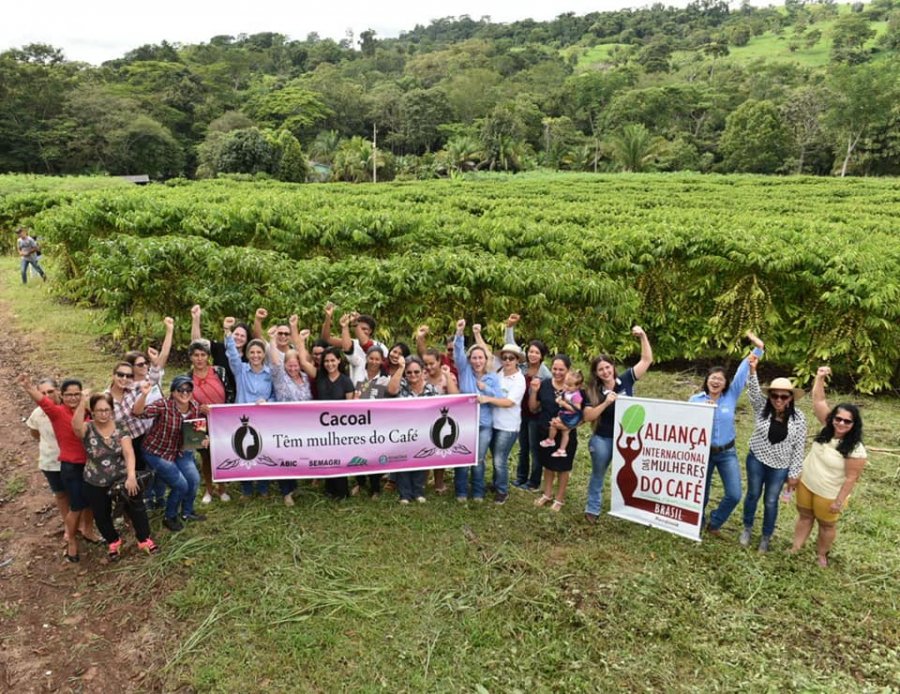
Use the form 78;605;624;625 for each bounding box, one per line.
0;298;167;693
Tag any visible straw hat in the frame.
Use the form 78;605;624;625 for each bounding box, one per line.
764;377;805;399
498;343;525;362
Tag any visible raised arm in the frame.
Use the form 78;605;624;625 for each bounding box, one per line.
16;374;43;404
190;304;202;341
223;317;244;376
730;331;765;396
320;303;343;348
811;366;832;426
504;313;520;348
72;392;89;438
415;325;429;358
472;323;492;359
295;329;317;378
386;355;405;396
453;320;469;376
154;317;175;372
746;354;765;414
131;381;154;417
441;365;460;395
266;325;284;368
338;313;353;353
631;326;653;380
252;307;268;341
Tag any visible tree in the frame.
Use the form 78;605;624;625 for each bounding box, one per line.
830;14;875;64
392;88;452;154
309;129;341;165
272;129;308;182
215;127;277;175
782;86;827;174
824;65;899;176
439;134;483;174
720;99;790;173
243;84;330;140
605;123;665;172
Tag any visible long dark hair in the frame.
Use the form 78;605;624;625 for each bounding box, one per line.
586;354;615;406
320;346;348;376
761;397;798;422
814;403;863;457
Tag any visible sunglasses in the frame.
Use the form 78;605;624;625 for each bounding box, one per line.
175;386;194;394
115;371;134;379
501;355;518;361
833;415;854;425
276;331;290;337
133;361;148;368
405;369;422;375
769;393;792;401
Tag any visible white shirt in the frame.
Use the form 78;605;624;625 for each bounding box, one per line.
491;370;527;432
26;407;60;471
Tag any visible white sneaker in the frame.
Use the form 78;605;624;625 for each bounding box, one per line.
219;492;231;502
283;494;295;507
415;496;427;504
201;493;213;505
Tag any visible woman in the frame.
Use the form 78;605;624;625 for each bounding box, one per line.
789;367;867;568
740;355;807;552
268;317;314;505
503;314;550;492
421;347;459;494
133;376;205;532
352;340;398;498
18;375;97;562
73;393;159;560
582;326;654;523
224;316;275;498
453;319;502;503
477;343;527;505
395;356;437;503
190;304;246;393
185;340;232;505
689;331;765;536
528;355;576;512
297;334;356;499
25;378;94;546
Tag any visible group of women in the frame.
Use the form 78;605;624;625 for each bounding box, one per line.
20;308;867;570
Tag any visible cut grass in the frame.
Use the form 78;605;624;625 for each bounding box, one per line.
2;255;899;691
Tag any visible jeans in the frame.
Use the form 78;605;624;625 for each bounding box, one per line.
135;438;166;506
20;257;46;283
144;451;200;519
703;447;742;530
240;480;271;496
396;470;427;501
490;428;518;496
742;451;790;537
585;434;614;516
515;419;542;488
455;425;491;499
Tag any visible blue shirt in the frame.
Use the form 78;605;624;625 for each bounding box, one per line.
688;347;764;447
225;335;275;404
454;334;502;427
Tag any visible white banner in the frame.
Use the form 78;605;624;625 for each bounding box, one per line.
608;396;715;541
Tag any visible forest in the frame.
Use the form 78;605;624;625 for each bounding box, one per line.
1;0;898;181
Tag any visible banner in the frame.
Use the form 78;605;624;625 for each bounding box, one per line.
209;394;479;482
609;396;715;541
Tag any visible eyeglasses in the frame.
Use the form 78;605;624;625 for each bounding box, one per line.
833;416;854;425
133;361;148;368
501;355;518;361
405;369;422;375
769;393;791;401
62;392;82;398
175;386;194;394
92;408;113;414
277;331;290;337
115;371;134;379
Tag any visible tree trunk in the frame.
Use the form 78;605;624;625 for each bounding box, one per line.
840;131;862;178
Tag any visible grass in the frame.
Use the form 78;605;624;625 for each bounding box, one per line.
2;255;899;691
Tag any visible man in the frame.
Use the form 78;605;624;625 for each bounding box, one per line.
16;226;47;284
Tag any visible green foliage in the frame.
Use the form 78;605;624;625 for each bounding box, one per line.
17;172;900;392
720;99;791;173
605;124;666;172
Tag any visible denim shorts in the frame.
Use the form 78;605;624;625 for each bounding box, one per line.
60;461;89;511
42;470;65;494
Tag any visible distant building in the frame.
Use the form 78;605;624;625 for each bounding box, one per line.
119;175;150;185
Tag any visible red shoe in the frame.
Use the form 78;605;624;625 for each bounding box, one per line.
138;538;160;555
108;539;123;562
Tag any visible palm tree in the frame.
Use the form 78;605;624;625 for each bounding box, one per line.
443;135;483;174
309;129;341;165
605;123;665;173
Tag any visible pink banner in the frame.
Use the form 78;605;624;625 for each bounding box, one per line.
209;395;479;481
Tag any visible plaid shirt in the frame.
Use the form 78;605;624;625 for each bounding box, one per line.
111;366;164;439
138;396;200;461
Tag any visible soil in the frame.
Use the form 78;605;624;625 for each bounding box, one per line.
0;298;169;693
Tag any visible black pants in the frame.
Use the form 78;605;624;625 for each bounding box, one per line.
84;483;151;544
356;474;381;495
325;477;349;499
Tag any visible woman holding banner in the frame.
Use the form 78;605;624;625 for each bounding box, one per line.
740;355;807;553
581;327;654;523
689;331;765;537
395;356;437;503
789;367;867;568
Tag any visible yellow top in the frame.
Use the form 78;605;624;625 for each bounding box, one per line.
801;439;867;500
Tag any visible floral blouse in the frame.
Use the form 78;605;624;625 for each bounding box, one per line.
82;421;130;488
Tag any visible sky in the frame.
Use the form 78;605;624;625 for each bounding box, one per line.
3;0;711;65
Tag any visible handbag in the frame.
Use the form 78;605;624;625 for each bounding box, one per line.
108;470;155;499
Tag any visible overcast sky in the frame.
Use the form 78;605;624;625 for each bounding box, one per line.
4;0;718;65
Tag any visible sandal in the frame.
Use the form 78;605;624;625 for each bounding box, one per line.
551;499;564;512
137;538;160;555
816;554;828;568
550;449;567;457
63;552;80;563
534;494;553;508
539;439;555;448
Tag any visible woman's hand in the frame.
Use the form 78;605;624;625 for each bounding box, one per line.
550;416;563;428
267;325;278;339
631;325;646;339
507;313;520;327
223;316;235;331
816;366;831;379
289;314;299;329
472;323;482;335
787;477;799;491
140;381;153;396
417;324;429;338
339;313;351;328
255;307;268;322
530;377;541;393
456;318;465;335
125;474;139;496
199;403;211;415
191;304;202;320
748;353;759;372
828;499;843;514
299;329;311;342
324;302;335;319
147;347;160;365
746;330;764;350
164;316;175;330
